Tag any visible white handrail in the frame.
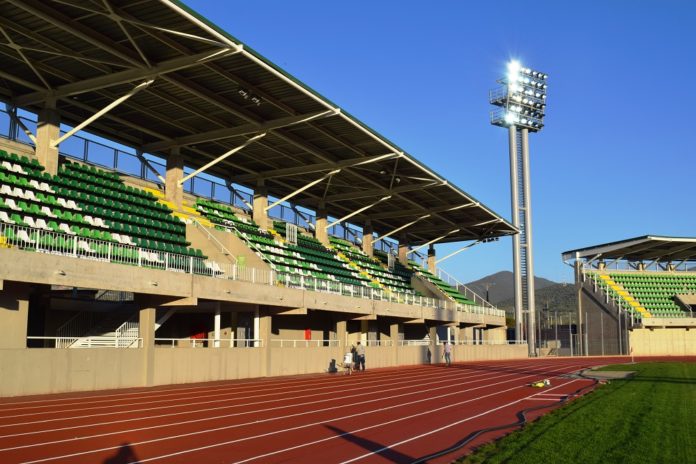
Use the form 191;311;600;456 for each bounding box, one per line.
270;339;340;348
153;337;263;348
0;223;506;318
191;217;238;264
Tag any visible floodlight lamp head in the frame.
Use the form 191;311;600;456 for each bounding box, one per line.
507;60;521;74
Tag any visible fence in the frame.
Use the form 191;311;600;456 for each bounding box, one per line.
269;339;340;348
27;336;142;348
0;222;505;318
154;338;262;348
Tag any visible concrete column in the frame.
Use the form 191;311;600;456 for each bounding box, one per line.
165;148;184;209
253;185;269;230
428;324;437;364
390;321;400;365
258;306;272;376
336;319;347;348
398;235;409;266
253;306;261;347
213;303;221;348
138;298;157;387
0;281;31;349
360;320;368;344
460;326;474;344
362;223;374;257
229;311;239;347
36;100;60;175
427;244;437;273
315;208;329;246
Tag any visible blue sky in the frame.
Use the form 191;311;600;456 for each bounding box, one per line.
185;0;696;283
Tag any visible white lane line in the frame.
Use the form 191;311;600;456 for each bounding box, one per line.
0;366;492;448
339;376;586;463
0;365;436;415
0;362;499;432
15;363;563;464
2;357;539;430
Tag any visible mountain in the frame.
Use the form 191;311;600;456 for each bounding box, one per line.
495;283;577;315
465;271;558;305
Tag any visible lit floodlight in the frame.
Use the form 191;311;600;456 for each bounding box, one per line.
508;60;521;73
489;59;549;357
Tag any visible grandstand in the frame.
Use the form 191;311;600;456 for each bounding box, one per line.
563;236;696;356
0;0;524;397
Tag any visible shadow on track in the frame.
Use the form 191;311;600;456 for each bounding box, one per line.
103;442;140;464
325;424;416;463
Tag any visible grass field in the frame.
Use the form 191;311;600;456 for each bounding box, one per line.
460;362;696;464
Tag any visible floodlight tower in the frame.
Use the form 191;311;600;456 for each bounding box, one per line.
490;60;548;357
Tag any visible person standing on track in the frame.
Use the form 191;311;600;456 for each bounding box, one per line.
343;350;353;375
356;341;366;371
443;341;452;366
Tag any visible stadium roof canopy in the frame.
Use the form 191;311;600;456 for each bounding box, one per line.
0;0;516;245
562;236;696;263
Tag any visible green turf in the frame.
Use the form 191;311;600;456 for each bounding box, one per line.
459;362;696;464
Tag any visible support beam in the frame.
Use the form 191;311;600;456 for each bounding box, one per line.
0;281;30;349
165;148;184;209
362;223;374;257
35;100;59;175
265;170;340;212
407;229;461;256
398;236;409;266
429;325;438;364
368;202;477;221
136;151;165;184
234;152;400;183
435;240;481;265
178;133;267;186
351;314;377;321
315;208;328;246
321;181;441;203
13;48;238;106
336;319;347;349
158;296;198;307
373;214;430;244
325;195;391;229
272;307;308;316
143;109;337;152
138;299;156;387
6;105;36;144
253;185;269;230
427;245;437;273
213;304;221;348
50;79;154;148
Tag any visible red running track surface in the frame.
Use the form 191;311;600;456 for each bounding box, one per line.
0;356;688;464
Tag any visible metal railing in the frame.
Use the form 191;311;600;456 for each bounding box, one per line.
398;339;430;346
363;340;393;347
269;339;339;348
154;338;263;348
453;339;526;346
437;267;497;309
191;217;237;264
0;222;228;277
55;311;96;347
27;336;142;348
0;223;505;318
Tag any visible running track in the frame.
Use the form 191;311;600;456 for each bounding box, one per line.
0;356;683;464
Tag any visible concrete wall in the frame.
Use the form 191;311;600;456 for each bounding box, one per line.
0;343;529;397
630;328;696;356
153;347;265;385
0;348;143;397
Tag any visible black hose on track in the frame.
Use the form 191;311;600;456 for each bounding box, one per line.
410;370;600;464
